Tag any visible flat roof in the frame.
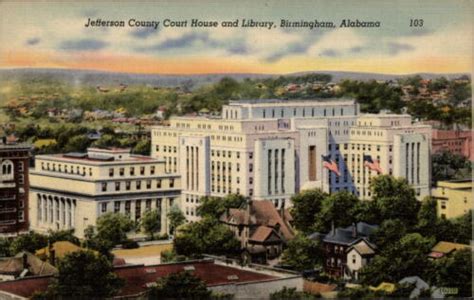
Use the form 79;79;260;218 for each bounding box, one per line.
227;98;356;105
35;153;162;165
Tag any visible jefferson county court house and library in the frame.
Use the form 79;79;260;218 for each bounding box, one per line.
150;99;431;222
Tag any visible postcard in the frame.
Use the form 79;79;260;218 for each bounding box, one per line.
0;0;472;299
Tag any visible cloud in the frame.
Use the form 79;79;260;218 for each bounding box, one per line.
59;38;108;51
319;49;340;57
130;27;158;39
264;42;309;62
26;37;40;46
152;32;214;50
350;46;363;53
387;42;414;55
227;42;248;55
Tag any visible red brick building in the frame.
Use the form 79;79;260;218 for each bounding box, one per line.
432;130;473;160
0;137;32;236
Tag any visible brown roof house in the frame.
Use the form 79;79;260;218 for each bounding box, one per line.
220;200;294;264
0;252;57;281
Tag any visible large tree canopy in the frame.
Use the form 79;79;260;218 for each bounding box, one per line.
48;250;123;298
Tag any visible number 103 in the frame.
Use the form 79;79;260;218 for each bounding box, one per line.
410;19;424;27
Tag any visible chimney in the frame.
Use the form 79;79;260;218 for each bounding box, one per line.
22;253;28;270
49;248;56;266
352;223;357;238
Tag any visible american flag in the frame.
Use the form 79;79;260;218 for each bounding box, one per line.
363;155;383;173
322;155;340;176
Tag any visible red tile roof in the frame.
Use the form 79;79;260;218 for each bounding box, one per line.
222;201;294;242
249;226;274;243
0;260;276;298
0;276;51;298
114;260;276;297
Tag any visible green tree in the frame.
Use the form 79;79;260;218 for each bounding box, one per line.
141;209;161;240
314;191;358;232
360;233;435;285
432;151;471;182
270;287;317;300
174;218;240;257
48;250;123;298
132;139;151;155
371;175;420;227
96;212;134;246
352;200;382;225
433;248;472;297
63;135;91;153
372;219;407;251
281;234;324;272
9;231;48;254
337;286;387;299
148;271;212;299
290;189;327;234
167;205;186;236
93;134;121;149
197;194;247;220
47;229;80;246
0;238;11;257
416;197;438;238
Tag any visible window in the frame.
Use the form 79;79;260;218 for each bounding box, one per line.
169;179;175;188
115;182;120;191
130;167;135;176
249;152;253;159
125;201;131;214
146;180;151;189
18;211;25;222
140;166;145;175
101;202;108;213
101;182;107;192
1;160;14;180
114;202;120;213
136;181;141;190
157;179;162;188
146;199;152;210
135;200;141;220
109;168;114;177
126;181;131;190
119;168;124;176
150;166;155;175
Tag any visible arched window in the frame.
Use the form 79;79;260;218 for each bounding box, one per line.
1;160;14;181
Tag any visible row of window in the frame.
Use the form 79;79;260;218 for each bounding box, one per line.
100;178;175;192
100;198;166;221
328;143;392;152
108;165;156;177
261;107;347;119
41;162;93;176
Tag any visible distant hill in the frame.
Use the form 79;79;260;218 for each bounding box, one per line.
0;68;469;89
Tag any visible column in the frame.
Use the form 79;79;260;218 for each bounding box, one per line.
71;200;75;228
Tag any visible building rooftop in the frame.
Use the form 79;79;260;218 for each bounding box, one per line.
0;252;57;277
220;200;294;242
36;147;161;165
429;241;470;258
227;98;356;105
0;259;278;298
310;222;379;246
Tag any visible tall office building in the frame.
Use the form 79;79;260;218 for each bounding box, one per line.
0;137;32;236
29;147;180;238
151;99;431;221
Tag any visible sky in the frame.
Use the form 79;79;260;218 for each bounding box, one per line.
0;0;472;75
